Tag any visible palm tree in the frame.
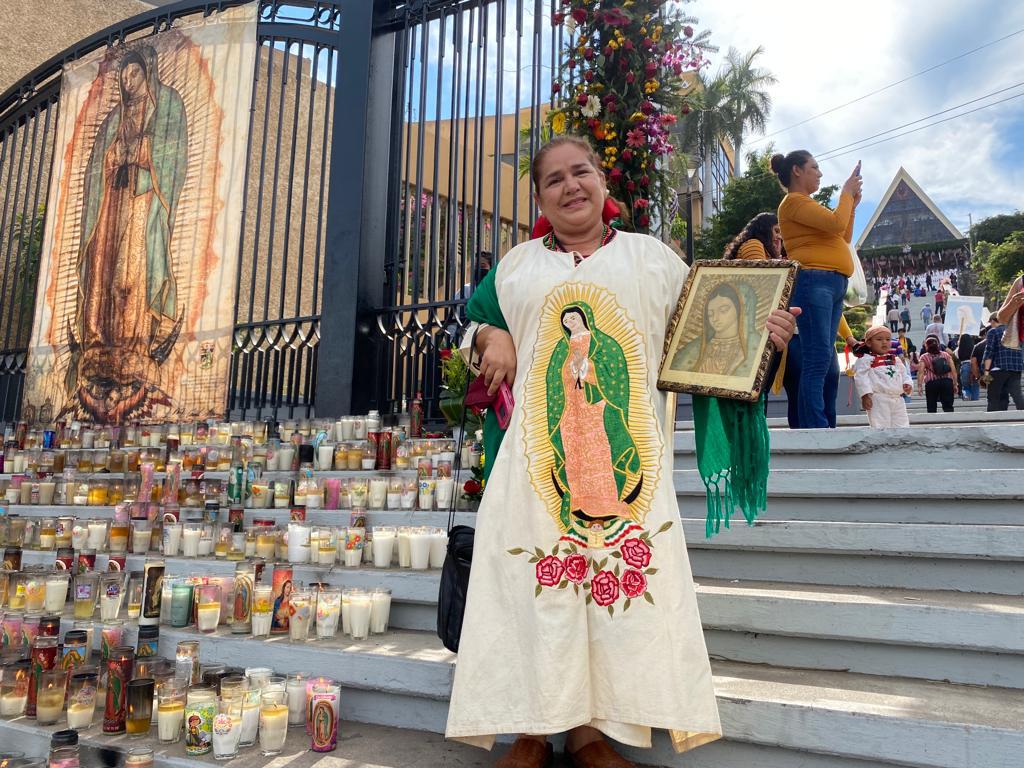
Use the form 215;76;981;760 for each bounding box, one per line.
678;71;731;227
721;46;776;177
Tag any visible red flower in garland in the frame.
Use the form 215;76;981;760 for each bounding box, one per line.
439;348;452;360
608;167;624;184
638;214;650;227
463;479;482;495
633;198;650;210
625;72;636;84
571;7;588;24
626;128;647;148
552;81;561;95
601;8;630;27
551;12;564;25
621;149;633;161
577;93;589;106
684;25;694;37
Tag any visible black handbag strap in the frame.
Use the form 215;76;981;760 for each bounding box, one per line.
448;325;481;533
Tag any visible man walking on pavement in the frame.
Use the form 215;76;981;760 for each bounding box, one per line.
921;302;934;327
982;317;1024;411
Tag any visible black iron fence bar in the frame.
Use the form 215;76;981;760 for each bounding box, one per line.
234;314;322;329
311;43;335;318
294;42;320;315
267;38;292;324
428;11;446;311
247;37;277;325
446;9;464;306
489;0;505;259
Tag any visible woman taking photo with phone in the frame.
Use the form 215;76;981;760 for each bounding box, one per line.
446;136;798;768
772;151;863;428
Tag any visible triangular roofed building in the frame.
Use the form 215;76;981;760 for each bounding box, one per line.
856;167;967;278
857;167;964;249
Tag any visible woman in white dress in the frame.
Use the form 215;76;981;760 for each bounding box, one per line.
446;137;797;768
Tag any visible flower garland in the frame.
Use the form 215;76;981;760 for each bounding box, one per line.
548;0;710;232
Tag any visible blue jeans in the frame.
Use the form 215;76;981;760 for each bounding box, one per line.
791;269;848;428
960;361;979;400
782;333;839;428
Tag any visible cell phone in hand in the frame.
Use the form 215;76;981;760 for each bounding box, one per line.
854;160;862;177
494;381;514;430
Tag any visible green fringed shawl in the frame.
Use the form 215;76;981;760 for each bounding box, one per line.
692;393;770;537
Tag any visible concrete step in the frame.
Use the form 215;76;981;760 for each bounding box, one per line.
674;423;1024;469
697;578;1024;688
19;623;1021;768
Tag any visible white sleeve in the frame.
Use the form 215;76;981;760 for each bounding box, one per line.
852;357;873;395
898;358;912;387
459;323;488;375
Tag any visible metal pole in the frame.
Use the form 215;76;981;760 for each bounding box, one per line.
315;0;393;416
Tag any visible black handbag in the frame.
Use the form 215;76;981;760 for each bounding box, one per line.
436;329;480;653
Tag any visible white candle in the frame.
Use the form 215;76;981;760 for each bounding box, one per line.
344;546;361;568
398;529;411;568
197;536;213;556
429;530;448;569
286;679;307;726
38;481;56;506
435;477;455;509
67;701;95;730
238;700;260;746
197;603;221;632
277;446;295;472
0;693;26;716
259;704;289;753
305;485;322;509
87;521;107;550
317;445;334;471
251;611;272;637
417;481;435;511
35;688;65;723
288;523;311;564
157;701;184;741
409;530;432;570
44;577;68;612
349;594;372;640
370;590;391;634
132;527;150;554
368;479;387;509
164;524;182;556
386;491;401;509
288;598;311;642
372;530;395;568
400;488;416;509
181;527;200;557
341;594;351;636
99;594;121;621
12;454;25;473
213;713;242;756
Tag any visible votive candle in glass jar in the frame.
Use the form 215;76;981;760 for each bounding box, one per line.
285;673;308;728
288;592;312;642
156;682;186;743
66;670;98;730
370;587;392;634
258;689;288;756
348;591;372;640
72;573;99;620
125;677;154;737
184;685;216;756
103;646;134;733
251;585;273;637
195;584;222;633
212;696;243;759
0;658;30;717
314;587;341;640
35;667;68;725
372;526;396;568
44;573;70;613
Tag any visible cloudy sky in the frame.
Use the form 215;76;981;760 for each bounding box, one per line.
695;0;1024;240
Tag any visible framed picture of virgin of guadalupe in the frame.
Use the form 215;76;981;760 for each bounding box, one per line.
658;260;798;401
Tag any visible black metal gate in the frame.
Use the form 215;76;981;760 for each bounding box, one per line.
0;0;566;423
354;0;564;418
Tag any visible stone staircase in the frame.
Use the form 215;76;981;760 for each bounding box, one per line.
3;417;1023;767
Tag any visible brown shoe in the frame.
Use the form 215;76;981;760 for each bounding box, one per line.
568;739;637;768
495;737;553;768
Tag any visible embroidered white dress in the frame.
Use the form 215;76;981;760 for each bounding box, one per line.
446;232;722;753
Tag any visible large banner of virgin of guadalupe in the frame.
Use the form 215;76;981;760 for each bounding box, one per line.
22;4;257;424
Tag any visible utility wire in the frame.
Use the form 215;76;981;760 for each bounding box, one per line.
815;80;1024;158
751;25;1024;143
816;90;1024;162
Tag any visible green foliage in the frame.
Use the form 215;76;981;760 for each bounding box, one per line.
11;204;45;346
692;149;837;260
971;232;1024;298
970;211;1024;246
669;214;687;246
548;1;713;231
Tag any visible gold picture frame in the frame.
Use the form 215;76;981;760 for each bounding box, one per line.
658;259;799;401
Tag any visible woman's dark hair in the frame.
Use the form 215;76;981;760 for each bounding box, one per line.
924;336;941;355
118;49;149;78
723;212;778;259
560;306;590;334
770;150;812;188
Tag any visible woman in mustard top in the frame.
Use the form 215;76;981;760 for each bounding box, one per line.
772;151;863;428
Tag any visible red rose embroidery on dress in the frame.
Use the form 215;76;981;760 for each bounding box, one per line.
563;554;589;584
591;570;620;607
620;537;652;569
621;569;647;598
535;555;565;587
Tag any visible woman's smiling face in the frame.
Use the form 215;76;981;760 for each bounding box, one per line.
534;143;606;234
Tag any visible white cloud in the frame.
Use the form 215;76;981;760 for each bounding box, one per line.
695;0;1024;235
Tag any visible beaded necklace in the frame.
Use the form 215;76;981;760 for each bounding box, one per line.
543;224;615;266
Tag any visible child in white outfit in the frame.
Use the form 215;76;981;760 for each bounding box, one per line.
853;325;913;428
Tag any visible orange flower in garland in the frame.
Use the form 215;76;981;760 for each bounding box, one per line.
547;1;712;233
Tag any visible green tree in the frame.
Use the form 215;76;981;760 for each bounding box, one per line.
972;232;1024;298
678;70;730;227
721;46;776;177
971;211;1024;246
693;148;835;260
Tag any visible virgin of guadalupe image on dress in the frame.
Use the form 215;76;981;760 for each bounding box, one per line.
545;303;644;548
670;282;762;379
66;45;187;423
